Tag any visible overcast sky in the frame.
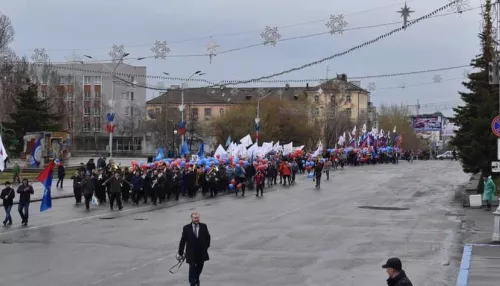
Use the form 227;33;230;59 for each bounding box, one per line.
1;0;482;116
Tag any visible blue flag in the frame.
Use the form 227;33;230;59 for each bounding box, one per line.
180;142;189;156
38;160;55;212
198;142;205;158
225;136;231;147
155;147;165;161
29;137;42;167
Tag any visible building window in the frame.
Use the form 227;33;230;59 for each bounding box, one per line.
84;91;91;100
94;117;101;132
219;108;224;115
345;95;351;103
125;107;134;116
83;117;91;132
84;106;91;115
95;91;101;98
346;108;352;117
128;92;134;101
204;108;212;120
155;107;161;114
191;108;199;121
94;76;102;85
84;76;92;85
94;107;101;115
66;92;74;99
313;108;319;116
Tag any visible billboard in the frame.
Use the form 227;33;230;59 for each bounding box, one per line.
411;115;442;132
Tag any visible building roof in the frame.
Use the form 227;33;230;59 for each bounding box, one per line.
146;78;369;106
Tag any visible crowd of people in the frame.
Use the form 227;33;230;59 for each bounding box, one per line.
1;147;418;226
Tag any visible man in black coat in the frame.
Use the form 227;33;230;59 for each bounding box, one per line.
382;257;413;286
178;212;211;286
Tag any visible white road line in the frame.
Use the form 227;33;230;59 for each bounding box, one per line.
112;273;122;277
91;279;104;285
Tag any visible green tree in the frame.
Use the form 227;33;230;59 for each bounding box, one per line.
378;104;421;150
450;0;498;174
7;83;63;137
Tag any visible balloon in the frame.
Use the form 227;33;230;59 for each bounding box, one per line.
243;161;249;167
131;160;137;166
149;163;155;168
180;161;186;168
216;154;220;159
229;184;234;189
154;161;160;166
237;183;242;190
214;160;220;166
185;163;190;169
205;166;210;172
231;179;236;185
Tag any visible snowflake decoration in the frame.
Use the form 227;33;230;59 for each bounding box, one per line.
260;26;281;46
151;40;171;59
448;0;470;13
433;74;443;83
31;48;49;63
207;37;220;64
276;89;284;97
230;88;239;96
325;14;348;35
367;82;376;91
65;50;83;64
108;44;127;63
317;88;324;95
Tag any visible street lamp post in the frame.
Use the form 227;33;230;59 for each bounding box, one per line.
255;90;273;145
173;129;178;157
171;71;204;147
83;54;146;158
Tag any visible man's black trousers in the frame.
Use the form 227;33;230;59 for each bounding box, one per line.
188;261;204;286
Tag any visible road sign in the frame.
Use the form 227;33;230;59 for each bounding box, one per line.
491;115;500;137
492;161;500;173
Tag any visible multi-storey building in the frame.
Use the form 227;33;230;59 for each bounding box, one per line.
146;74;374;147
38;63;150;154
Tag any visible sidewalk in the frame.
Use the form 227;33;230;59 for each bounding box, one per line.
456;187;500;285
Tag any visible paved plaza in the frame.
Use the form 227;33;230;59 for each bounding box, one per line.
0;161;470;286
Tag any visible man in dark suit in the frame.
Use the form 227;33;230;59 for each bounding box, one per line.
178;212;211;286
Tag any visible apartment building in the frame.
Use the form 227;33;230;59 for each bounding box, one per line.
39;63;150;154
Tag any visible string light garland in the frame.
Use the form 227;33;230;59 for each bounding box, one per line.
30;61;470;86
204;0;467;87
28;5;478;64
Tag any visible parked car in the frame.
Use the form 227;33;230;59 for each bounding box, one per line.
437;151;454;160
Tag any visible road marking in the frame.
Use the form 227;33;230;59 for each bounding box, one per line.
456;244;472;286
113;273;122;277
91;279;104;285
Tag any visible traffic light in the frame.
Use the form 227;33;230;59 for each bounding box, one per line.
489;61;499;84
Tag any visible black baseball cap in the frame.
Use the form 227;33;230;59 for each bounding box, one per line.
382;257;402;271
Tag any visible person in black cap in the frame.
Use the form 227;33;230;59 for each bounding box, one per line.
382;257;413;286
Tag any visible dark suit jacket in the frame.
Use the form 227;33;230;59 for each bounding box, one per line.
178;222;211;264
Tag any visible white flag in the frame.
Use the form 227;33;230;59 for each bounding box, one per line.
362;123;367;134
0;136;8;171
393;126;397;133
239;134;253;147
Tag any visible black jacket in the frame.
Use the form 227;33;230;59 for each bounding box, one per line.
0;187;15;206
387;271;413;286
178;222;211;264
17;184;34;204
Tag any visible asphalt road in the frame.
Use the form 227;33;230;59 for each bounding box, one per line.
0;161;469;286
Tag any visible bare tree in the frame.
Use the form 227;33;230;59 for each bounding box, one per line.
378;103;421;150
0;13;14;53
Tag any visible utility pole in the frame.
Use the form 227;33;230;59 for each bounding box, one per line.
416;99;420;115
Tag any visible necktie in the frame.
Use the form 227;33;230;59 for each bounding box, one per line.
194;225;198;238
